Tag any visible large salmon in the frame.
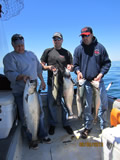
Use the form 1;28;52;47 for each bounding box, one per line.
63;68;77;119
91;80;101;123
76;79;86;118
23;79;40;141
76;79;101;120
52;69;59;101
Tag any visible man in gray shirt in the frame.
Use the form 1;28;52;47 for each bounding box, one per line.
3;34;51;149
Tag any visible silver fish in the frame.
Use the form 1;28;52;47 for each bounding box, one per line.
23;79;40;141
63;68;77;119
91;80;99;89
52;69;59;101
91;80;101;123
76;79;86;117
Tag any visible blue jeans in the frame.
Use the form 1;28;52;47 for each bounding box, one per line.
84;80;108;130
13;92;48;142
98;80;108;130
47;85;69;127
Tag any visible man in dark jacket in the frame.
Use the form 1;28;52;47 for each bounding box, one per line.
73;27;111;139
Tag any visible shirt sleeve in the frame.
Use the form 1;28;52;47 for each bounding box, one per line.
73;47;81;74
100;46;111;75
37;61;42;75
40;48;51;63
32;52;42;75
3;53;20;83
68;51;73;64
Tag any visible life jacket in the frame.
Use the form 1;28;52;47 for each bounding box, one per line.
110;107;120;127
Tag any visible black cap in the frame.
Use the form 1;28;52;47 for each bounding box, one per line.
80;27;93;36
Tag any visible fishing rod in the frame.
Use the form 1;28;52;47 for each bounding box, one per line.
106;82;113;91
106;82;118;100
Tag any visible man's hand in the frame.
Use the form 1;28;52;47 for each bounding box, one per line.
67;64;74;72
41;80;46;90
16;75;30;82
77;71;83;80
49;65;56;72
94;73;103;82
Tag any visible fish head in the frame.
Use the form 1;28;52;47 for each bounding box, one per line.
63;68;71;78
78;79;86;86
53;69;58;76
28;80;37;94
91;80;99;89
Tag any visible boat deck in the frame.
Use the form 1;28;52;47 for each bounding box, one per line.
0;123;17;160
19;94;112;160
21;119;106;160
0;92;114;160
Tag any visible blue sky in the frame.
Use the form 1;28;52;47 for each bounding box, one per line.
0;0;120;68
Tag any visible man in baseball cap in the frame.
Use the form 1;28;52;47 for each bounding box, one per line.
41;32;73;136
73;26;111;139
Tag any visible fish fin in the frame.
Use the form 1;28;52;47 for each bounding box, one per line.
25;94;29;102
70;78;75;85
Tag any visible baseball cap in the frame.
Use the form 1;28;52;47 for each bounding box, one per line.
11;34;24;46
80;27;93;36
52;32;63;39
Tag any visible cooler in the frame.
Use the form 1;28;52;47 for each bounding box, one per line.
101;125;120;160
0;91;16;139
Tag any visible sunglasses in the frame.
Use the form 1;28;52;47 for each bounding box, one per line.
12;36;24;41
53;37;62;41
81;34;90;38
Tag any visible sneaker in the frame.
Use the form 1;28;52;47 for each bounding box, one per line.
63;126;73;135
38;137;52;144
29;141;39;150
49;126;55;135
43;137;52;144
81;128;91;139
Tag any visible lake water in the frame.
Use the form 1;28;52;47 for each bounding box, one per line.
103;61;120;98
0;61;120;98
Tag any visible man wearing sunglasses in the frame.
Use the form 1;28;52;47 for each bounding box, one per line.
73;27;111;139
40;32;73;135
3;34;51;149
